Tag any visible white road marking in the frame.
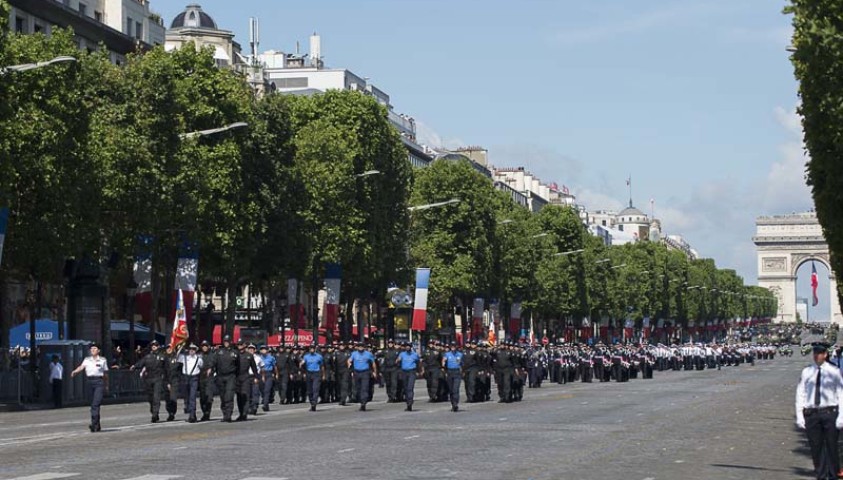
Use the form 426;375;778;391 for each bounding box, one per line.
404;435;420;440
5;474;80;480
337;448;355;453
240;478;290;480
118;476;182;480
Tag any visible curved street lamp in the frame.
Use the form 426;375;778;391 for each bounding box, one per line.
0;55;76;75
179;122;248;140
408;198;460;212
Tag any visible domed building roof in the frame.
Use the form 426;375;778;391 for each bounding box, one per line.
618;205;645;217
170;4;218;30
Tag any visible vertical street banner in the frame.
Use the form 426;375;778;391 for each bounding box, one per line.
324;263;342;331
173;240;199;334
170;289;189;350
472;297;484;340
0;207;8;267
133;235;154;324
509;303;522;339
287;278;299;323
411;268;430;331
811;261;819;307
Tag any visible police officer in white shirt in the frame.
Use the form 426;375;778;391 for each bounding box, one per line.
179;344;203;423
70;344;109;432
796;342;843;480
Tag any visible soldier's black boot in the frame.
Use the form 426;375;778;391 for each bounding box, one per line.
405;403;412;412
89;423;95;432
151;415;159;423
95;421;101;432
166;414;175;422
200;413;210;422
188;415;197;423
310;404;316;412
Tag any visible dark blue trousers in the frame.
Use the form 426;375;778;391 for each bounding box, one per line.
306;372;321;406
88;376;104;426
185;375;199;417
447;369;461;407
402;371;417;404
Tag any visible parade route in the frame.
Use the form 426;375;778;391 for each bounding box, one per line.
0;355;810;480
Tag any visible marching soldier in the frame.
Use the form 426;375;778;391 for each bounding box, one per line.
335;342;352;406
349;342;378;411
235;339;259;421
259;345;277;412
275;345;293;404
198;340;215;421
180;343;203;423
131;339;167;423
165;345;184;421
398;341;422;411
70;344;109;432
380;339;400;403
442;342;463;412
463;341;480;402
424;340;444;402
211;336;239;422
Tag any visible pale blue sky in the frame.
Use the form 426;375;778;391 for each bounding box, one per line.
158;1;828;318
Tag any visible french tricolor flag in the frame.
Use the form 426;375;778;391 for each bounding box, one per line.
323;263;342;331
411;268;430;331
0;207;8;267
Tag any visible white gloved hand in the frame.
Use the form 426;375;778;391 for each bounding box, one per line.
797;419;806;429
836;420;843;430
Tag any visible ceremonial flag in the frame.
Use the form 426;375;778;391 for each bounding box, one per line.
472;297;484;340
509;303;522;339
170;289;189;350
133;235;154;324
411;268;430;331
324;263;342;331
812;262;819;307
0;207;7;267
173;240;198;335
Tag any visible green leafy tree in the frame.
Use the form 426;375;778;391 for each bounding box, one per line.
787;1;843;307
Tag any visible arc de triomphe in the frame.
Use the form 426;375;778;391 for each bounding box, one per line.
754;212;842;324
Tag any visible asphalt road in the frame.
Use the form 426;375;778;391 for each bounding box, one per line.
0;355;814;480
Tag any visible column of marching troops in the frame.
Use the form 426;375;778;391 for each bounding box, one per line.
129;334;789;424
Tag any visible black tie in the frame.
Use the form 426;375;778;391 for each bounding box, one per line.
815;367;822;407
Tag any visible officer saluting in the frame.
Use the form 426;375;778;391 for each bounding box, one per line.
70;344;109;432
796;341;843;480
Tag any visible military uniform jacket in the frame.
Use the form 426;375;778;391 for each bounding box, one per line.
236;351;258;377
423;350;442;370
213;347;239;376
381;348;399;371
335;351;351;372
463;350;479;369
136;351;168;379
492;350;514;370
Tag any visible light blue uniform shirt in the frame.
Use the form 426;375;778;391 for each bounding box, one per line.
350;350;375;371
444;351;463;369
261;353;276;372
302;352;323;373
398;351;420;370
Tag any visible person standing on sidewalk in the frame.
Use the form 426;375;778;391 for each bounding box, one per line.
70;344;109;432
49;355;63;409
796;341;843;480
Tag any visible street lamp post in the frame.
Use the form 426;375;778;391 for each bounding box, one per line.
0;55;76;75
407;198;461;212
178;122;248;140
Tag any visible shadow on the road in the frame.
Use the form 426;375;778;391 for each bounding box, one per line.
710;464;790;473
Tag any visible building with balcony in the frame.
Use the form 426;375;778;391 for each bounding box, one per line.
7;0;165;63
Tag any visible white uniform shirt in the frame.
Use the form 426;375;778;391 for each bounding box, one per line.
249;354;264;376
179;353;203;376
795;361;843;427
49;362;63;381
80;356;108;377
